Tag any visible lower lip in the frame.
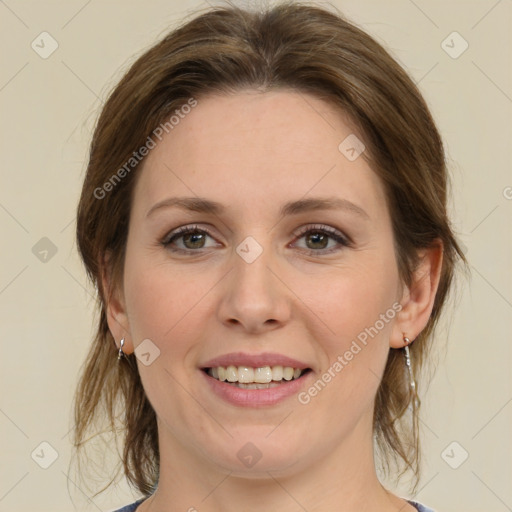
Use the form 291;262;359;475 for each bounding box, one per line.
200;370;311;407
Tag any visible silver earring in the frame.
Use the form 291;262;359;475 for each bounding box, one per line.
117;338;126;360
403;334;419;407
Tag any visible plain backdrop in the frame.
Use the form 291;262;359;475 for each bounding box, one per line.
0;1;511;511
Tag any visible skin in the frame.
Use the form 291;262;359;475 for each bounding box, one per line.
105;90;443;512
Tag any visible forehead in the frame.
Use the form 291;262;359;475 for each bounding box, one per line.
133;90;387;222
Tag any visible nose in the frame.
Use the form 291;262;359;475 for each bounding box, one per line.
217;241;291;334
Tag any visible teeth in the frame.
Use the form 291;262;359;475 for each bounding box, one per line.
226;365;238;382
283;367;294;381
207;365;306;384
254;366;272;383
238;366;254;383
231;382;281;389
271;365;283;381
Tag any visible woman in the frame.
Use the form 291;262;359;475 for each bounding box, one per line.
73;3;466;511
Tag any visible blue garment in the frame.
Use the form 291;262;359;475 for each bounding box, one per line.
111;497;145;512
111;498;435;511
409;500;436;512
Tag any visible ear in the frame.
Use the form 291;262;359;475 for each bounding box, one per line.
390;240;444;348
101;252;134;355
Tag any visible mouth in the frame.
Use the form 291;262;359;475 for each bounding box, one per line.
202;365;312;389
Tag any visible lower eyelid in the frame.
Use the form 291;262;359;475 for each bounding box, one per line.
292;237;347;253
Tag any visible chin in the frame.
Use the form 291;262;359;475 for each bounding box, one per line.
201;430;307;477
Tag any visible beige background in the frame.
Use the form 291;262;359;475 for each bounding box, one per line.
0;1;511;511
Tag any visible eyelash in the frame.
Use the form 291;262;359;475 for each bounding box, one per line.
161;224;351;255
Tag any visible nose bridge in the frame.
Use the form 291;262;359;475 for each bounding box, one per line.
217;234;290;331
235;242;273;295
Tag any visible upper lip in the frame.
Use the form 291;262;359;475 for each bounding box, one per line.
201;352;310;370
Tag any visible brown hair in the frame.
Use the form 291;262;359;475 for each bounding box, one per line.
73;1;467;497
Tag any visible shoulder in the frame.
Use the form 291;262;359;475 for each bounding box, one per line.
110;498;147;512
408;500;437;512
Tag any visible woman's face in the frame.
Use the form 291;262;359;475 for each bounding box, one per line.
113;90;407;476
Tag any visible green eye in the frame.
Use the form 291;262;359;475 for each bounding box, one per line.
304;232;329;249
292;224;351;254
162;226;217;253
162;223;350;255
181;232;207;249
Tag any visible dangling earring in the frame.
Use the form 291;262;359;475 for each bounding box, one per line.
403;334;419;407
117;337;126;360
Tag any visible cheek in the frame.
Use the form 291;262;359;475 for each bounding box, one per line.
122;256;215;414
123;251;219;351
295;256;398;401
296;256;398;342
125;271;177;342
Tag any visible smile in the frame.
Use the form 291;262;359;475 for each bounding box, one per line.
201;365;313;406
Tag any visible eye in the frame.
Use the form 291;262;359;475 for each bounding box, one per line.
161;223;350;255
162;225;219;253
291;224;351;254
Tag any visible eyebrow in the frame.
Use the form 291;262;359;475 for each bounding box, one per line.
146;197;224;217
146;196;370;220
279;197;369;220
